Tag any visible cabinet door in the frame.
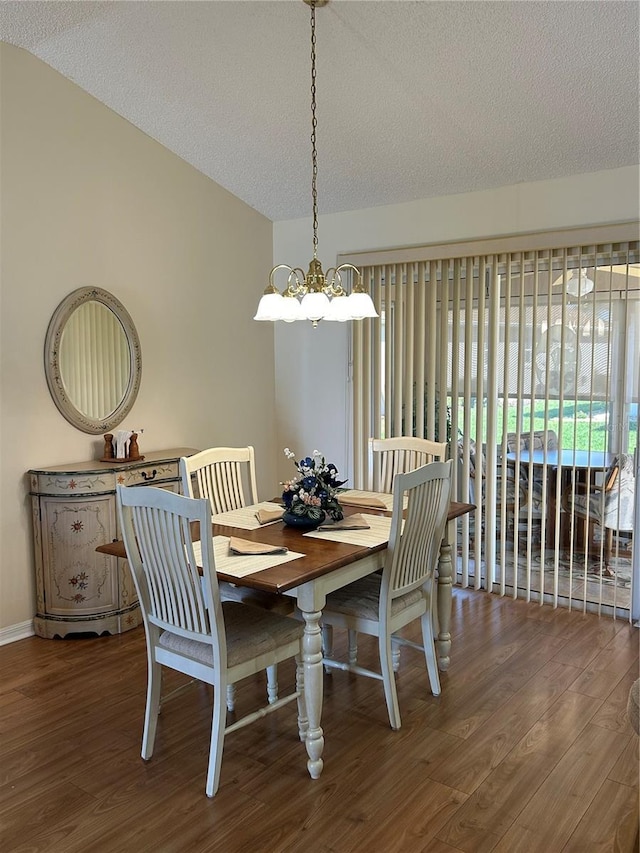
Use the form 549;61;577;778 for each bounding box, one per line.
40;495;118;617
117;557;138;611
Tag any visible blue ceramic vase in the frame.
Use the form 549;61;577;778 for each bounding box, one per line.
282;510;326;530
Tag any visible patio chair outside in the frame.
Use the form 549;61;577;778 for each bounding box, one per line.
561;453;635;575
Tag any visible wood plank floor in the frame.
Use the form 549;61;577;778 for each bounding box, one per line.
0;590;637;852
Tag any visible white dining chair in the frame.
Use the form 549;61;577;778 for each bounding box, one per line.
369;436;448;493
321;460;452;730
180;446;259;514
180;447;293;711
116;485;305;798
336;436;447;671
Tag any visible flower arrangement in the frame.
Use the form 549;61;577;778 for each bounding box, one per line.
282;449;346;522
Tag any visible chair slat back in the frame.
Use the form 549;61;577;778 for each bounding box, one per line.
602;454;635;530
384;460;452;598
117;485;221;645
604;465;619;493
180;447;258;514
505;430;558;454
602;454;634;494
370;437;448;493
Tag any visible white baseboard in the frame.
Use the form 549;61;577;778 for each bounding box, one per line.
0;620;35;646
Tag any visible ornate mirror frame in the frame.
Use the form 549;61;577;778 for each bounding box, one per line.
44;287;142;434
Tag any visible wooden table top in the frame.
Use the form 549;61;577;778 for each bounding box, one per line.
97;500;474;595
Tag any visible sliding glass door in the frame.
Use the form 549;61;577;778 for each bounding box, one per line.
349;225;638;618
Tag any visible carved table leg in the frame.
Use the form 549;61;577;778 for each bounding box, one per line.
436;538;453;672
296;655;307;741
301;608;324;779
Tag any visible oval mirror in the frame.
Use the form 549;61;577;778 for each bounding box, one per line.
45;287;142;434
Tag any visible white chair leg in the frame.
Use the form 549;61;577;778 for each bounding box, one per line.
348;629;358;666
391;638;401;672
141;658;162;759
226;683;236;712
206;675;228;798
421;610;441;696
379;633;401;730
322;624;333;673
266;665;278;704
295;654;308;742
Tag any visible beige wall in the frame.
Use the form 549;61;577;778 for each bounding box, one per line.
0;44;277;635
273;166;640;486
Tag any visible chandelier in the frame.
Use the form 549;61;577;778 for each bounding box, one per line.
552;268;595;299
254;0;378;328
565;269;595;298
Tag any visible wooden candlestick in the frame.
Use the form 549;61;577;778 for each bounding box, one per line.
128;433;141;461
103;434;114;460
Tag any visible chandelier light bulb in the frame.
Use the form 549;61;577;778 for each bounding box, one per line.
301;290;331;322
347;291;379;320
323;293;352;322
254;290;286;321
280;293;305;322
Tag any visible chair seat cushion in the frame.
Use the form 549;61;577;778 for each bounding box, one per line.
159;601;301;669
572;491;634;532
323;573;423;622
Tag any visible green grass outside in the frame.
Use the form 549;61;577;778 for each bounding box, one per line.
452;399;638;453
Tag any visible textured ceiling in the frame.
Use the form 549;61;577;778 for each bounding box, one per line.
1;0;638;222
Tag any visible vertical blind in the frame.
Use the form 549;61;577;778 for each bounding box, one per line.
348;224;639;618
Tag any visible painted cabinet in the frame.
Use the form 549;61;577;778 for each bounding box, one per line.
29;448;197;638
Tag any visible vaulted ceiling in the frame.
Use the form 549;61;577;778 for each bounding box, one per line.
1;0;638;222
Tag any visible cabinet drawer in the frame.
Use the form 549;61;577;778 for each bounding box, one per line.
30;470;115;496
117;461;180;488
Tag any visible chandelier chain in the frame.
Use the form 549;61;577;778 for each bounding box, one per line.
310;0;318;260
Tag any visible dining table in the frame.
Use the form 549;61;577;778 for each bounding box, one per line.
505;448;615;546
97;491;474;780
